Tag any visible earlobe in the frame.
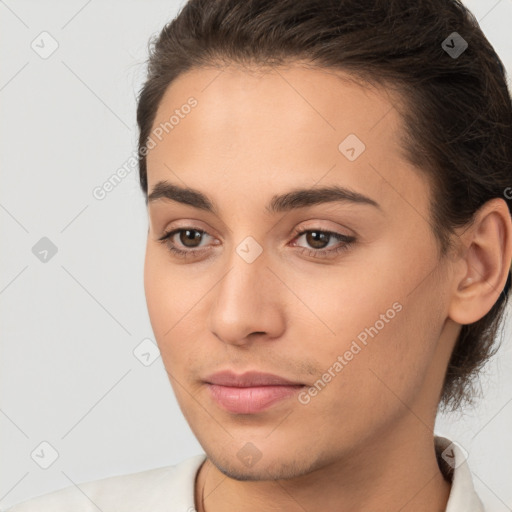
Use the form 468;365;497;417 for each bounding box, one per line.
448;198;512;326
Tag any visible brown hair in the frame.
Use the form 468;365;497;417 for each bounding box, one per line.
136;0;512;411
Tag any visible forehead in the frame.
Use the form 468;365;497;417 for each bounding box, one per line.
149;63;403;157
146;63;430;221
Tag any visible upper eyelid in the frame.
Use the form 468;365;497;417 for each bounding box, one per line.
161;217;353;237
163;226;352;247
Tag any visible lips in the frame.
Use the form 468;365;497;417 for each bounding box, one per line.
204;370;303;387
204;370;305;414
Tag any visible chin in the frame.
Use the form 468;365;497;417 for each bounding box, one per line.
206;449;318;482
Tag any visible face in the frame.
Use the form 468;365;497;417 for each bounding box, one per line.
144;63;456;480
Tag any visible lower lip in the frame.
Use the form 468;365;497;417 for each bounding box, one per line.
206;383;304;414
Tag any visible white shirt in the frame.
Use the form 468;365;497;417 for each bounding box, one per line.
3;436;485;511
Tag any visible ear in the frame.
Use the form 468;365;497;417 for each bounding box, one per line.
448;198;512;325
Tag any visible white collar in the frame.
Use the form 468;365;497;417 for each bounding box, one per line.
435;435;485;511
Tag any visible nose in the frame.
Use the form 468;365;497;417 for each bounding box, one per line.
207;248;286;347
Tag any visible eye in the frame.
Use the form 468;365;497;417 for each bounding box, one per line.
157;227;214;259
157;226;356;260
290;228;356;259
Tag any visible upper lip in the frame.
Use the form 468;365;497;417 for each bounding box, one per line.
204;370;304;387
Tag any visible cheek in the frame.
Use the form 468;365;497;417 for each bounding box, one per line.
144;247;170;336
144;245;196;336
143;245;210;371
295;304;433;449
300;274;438;417
143;246;188;365
350;300;439;416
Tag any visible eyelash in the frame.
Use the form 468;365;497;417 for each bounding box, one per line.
157;226;356;260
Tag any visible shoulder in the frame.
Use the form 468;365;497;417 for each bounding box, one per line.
3;454;206;512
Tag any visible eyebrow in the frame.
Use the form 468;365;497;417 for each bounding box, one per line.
147;180;381;214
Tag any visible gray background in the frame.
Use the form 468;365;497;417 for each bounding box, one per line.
1;0;511;510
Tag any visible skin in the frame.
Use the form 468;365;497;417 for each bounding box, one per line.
143;62;512;512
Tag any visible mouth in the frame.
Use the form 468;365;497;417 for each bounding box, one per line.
204;370;306;414
205;383;305;414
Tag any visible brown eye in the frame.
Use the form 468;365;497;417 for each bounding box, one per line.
178;229;204;248
157;227;213;258
291;228;356;260
304;231;331;249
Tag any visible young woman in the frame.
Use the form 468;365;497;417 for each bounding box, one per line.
7;0;511;510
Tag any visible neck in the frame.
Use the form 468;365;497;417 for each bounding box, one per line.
194;418;451;512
